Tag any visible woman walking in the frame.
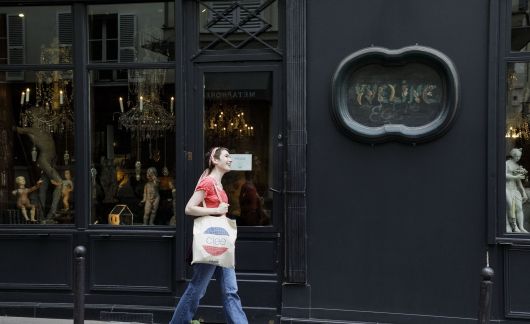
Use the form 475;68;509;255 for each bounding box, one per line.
169;147;248;324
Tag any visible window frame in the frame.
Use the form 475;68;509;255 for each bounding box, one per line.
491;0;530;243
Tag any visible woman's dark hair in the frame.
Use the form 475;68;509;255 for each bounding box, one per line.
205;146;229;174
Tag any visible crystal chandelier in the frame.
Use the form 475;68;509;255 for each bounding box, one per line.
19;39;74;135
118;99;175;141
117;69;175;181
205;103;254;138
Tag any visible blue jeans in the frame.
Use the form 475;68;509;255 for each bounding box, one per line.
169;264;248;324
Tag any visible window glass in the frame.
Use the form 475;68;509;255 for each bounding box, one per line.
198;0;279;51
88;3;175;63
506;62;530;233
89;69;176;226
0;6;72;65
204;71;273;226
0;70;75;224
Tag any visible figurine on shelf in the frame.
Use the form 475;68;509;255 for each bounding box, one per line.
11;176;43;222
140;167;160;225
51;170;74;211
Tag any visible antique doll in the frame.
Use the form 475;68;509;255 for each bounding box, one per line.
141;167;160;225
11;176;43;222
52;170;74;211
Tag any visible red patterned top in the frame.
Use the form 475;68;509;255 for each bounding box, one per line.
195;176;228;208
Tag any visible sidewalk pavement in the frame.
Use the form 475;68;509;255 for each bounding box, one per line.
0;317;134;324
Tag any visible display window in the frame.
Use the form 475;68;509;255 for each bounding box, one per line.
0;70;75;225
89;69;176;226
504;0;530;234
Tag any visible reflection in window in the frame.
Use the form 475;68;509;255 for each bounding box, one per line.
0;70;74;225
88;3;175;63
204;72;272;226
0;6;72;66
512;0;530;51
506;62;530;233
90;69;176;226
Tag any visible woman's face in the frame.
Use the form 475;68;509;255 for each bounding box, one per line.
214;149;232;172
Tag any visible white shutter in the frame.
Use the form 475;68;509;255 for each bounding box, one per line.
57;12;72;46
119;14;136;63
57;12;73;66
7;14;24;80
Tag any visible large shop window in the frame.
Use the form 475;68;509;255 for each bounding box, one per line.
505;0;530;234
87;2;176;227
88;2;175;64
0;5;74;225
89;69;176;226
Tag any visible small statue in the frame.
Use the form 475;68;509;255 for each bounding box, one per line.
140;167;160;225
51;170;74;211
11;176;43;222
506;147;529;232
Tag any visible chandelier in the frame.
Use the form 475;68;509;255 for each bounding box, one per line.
19;39;74;135
118;69;175;141
506;102;530;140
205;104;254;138
118;99;175;141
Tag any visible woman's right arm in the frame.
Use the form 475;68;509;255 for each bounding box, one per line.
185;190;226;217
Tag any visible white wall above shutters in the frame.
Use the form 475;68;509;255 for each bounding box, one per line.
119;14;136;63
7;14;24;80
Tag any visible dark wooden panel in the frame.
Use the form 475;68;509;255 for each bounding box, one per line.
89;235;174;292
505;246;530;319
235;239;277;273
0;234;72;289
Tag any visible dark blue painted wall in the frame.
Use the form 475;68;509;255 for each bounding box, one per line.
305;0;489;321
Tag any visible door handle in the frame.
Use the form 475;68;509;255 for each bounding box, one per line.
269;187;282;194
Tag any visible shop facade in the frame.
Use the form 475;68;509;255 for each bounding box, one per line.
0;0;529;323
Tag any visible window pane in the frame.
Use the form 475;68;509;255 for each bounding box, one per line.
512;0;530;51
0;70;75;225
0;6;72;65
199;0;279;51
506;62;530;233
204;72;272;226
88;3;175;63
89;69;176;226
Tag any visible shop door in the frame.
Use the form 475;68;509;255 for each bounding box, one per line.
186;64;283;320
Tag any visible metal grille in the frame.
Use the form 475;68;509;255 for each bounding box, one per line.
198;0;280;55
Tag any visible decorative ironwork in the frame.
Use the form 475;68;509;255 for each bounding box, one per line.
197;0;280;55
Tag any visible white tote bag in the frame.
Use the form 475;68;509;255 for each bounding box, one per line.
191;215;237;268
191;178;237;268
